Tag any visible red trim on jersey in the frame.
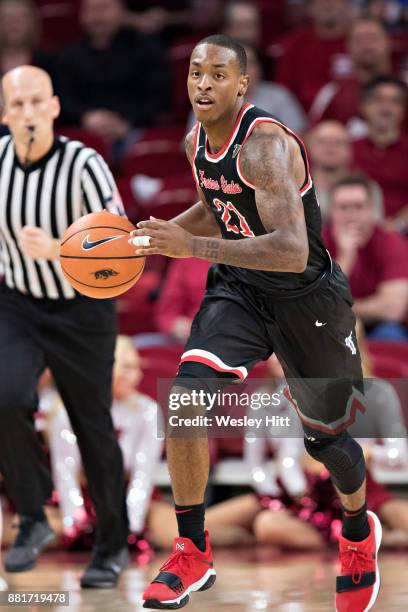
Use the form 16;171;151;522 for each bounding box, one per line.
283;387;366;435
205;102;251;160
179;354;246;380
236;117;312;195
190;121;200;189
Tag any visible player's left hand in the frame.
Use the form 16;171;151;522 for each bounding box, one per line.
129;217;194;258
18;226;60;260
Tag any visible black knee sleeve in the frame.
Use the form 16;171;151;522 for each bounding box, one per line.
304;431;366;494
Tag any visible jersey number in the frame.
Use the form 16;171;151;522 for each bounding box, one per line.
213;198;255;238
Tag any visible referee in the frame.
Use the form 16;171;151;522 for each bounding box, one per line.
0;66;129;588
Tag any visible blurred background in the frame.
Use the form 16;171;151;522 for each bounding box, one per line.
0;0;408;560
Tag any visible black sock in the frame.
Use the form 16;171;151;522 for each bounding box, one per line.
21;508;46;523
342;502;370;542
175;503;205;552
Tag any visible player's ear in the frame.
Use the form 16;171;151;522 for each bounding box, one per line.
1;94;9;125
51;95;61;120
238;74;250;98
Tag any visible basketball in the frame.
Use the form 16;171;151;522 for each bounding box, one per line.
59;211;145;298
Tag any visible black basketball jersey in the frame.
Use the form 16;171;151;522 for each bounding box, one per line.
191;103;332;295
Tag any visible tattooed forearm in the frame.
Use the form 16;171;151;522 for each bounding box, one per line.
191;232;305;272
192;238;220;259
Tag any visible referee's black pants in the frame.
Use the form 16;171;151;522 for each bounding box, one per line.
0;284;128;555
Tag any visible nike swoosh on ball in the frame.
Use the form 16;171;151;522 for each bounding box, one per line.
81;234;123;250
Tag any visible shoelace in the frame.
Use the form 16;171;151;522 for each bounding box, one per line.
340;547;373;584
160;550;194;576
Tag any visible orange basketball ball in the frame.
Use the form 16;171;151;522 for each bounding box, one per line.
60;211;144;298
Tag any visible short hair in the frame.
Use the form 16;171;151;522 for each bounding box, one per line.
223;0;260;25
194;34;247;74
361;74;407;103
330;173;384;219
0;0;41;48
349;16;388;38
331;173;375;198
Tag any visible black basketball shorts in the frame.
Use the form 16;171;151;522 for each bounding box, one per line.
176;263;364;437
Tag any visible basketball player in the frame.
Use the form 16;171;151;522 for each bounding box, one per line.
132;36;382;611
0;66;128;587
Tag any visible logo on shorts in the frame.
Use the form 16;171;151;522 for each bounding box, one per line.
82;234;123;250
345;331;357;355
93;268;119;279
176;542;185;551
315;320;327;327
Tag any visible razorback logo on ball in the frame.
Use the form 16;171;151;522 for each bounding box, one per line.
93;269;119;279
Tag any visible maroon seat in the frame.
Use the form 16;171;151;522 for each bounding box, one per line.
117;270;162;336
56;127;108;159
119;127;188;178
168;36;201;123
370;355;408;379
367;341;408;378
115;177;140;223
138;344;183;400
139;173;196;221
38;0;81;51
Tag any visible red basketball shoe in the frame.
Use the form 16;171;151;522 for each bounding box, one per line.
143;530;216;609
336;510;382;612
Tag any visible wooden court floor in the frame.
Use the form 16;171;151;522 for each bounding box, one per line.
1;548;408;611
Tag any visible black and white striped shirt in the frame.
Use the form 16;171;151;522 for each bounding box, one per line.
0;135;124;299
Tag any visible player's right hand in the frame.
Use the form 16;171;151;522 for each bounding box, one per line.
129;217;194;259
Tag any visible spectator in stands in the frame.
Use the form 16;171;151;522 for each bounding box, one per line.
307;120;352;220
310;18;392;136
190;0;224;37
352;75;408;225
222;0;275;78
223;0;261;47
275;0;352;112
0;0;55;83
58;0;169;152
322;174;408;340
367;0;408;27
123;1;192;42
155;258;210;343
187;44;308;134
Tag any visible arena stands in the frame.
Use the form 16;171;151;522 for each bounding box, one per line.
1;0;407;563
39;0;407;426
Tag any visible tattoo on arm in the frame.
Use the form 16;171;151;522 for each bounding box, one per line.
239;129;303;233
193;238;220;259
191;126;309;273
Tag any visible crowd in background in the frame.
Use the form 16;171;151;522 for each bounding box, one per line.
3;0;403;342
0;0;408;555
